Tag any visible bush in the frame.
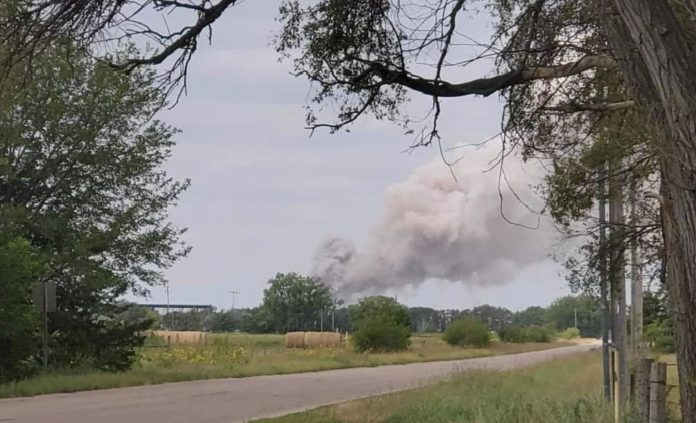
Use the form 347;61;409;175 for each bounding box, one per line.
557;327;581;339
645;321;675;353
349;296;410;330
498;325;554;343
499;325;527;343
0;237;42;382
351;316;411;352
524;325;554;343
443;318;491;348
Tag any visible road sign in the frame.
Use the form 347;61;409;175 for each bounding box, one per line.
32;281;57;313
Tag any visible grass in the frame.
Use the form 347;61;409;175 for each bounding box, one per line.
255;351;618;423
0;333;571;399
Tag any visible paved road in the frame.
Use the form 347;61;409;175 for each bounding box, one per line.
0;344;596;423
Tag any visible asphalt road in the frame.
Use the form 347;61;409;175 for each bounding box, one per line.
0;343;596;423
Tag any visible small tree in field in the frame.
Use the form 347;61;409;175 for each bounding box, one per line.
443;318;491;348
350;296;410;352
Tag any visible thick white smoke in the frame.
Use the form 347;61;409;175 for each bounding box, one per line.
312;147;557;298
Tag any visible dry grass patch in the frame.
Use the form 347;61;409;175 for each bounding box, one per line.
0;333;569;398
256;352;614;423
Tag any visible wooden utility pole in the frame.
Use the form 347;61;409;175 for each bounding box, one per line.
599;177;612;402
629;185;643;357
649;362;667;423
599;176;612;402
609;164;629;410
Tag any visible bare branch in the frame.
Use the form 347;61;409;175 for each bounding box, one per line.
542;100;636;113
364;55;617;98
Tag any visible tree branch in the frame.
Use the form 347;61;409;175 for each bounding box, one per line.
363;55;617;98
542;100;636;113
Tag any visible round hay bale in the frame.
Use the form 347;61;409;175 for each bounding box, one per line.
319;332;342;348
285;332;306;348
304;332;323;348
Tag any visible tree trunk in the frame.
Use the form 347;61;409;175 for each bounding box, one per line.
600;0;696;419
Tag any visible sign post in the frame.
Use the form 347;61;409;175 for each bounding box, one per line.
32;281;56;369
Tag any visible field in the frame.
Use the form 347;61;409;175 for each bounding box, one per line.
0;333;570;398
255;351;614;423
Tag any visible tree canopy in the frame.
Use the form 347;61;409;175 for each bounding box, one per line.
0;42;188;375
258;272;333;333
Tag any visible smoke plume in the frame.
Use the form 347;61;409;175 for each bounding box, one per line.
312;148;556;298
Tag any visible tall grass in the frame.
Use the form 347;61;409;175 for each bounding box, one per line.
0;333;569;398
256;352;627;423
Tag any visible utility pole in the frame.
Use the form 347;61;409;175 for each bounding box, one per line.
42;281;49;369
609;161;629;411
599;175;612;402
629;184;643;358
574;308;578;329
229;290;240;311
165;283;171;330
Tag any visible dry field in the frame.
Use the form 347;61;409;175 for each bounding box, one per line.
0;332;571;398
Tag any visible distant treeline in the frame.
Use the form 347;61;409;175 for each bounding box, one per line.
127;273;672;350
137;295;604;337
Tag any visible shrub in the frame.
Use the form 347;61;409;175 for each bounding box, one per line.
499;325;527;343
349;296;410;330
645;321;674;353
443;318;491;348
557;327;581;339
499;325;554;343
524;325;553;343
0;237;42;382
351;316;411;352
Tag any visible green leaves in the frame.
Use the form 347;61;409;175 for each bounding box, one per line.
0;42;188;374
350;295;411;352
0;235;42;382
260;273;334;333
349;295;410;331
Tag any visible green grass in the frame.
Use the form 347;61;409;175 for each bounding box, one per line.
255;352;619;423
0;333;570;398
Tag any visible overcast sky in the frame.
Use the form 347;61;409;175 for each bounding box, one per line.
135;1;571;311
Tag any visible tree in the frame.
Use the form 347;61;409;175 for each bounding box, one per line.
0;43;188;371
0;235;41;382
408;307;450;332
512;306;546;327
470;305;513;331
259;273;333;333
349;296;410;331
545;295;601;338
443;318;491;348
350;296;411;352
114;303;161;330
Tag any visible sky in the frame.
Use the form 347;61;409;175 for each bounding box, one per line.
133;1;571;312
